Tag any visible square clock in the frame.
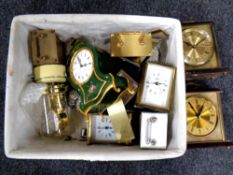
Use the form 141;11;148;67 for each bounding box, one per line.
186;90;226;144
136;62;175;111
182;22;229;80
140;112;168;149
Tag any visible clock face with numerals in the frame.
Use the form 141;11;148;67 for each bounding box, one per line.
141;63;174;109
71;48;94;84
183;28;214;66
94;115;116;141
186;96;217;136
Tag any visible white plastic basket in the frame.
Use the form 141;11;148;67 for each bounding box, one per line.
5;14;186;161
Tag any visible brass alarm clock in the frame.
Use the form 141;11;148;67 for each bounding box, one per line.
186;91;225;144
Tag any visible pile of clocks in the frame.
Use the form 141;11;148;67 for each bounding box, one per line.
26;29;175;149
24;21;230;150
182;22;230;146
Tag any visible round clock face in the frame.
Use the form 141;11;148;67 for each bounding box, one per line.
183;28;214;66
94;115;116;141
186;96;218;136
71;48;94;84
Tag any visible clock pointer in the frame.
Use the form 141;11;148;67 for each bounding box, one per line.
82;62;92;67
97;126;112;130
188;102;198;116
77;56;84;67
197;104;205;117
146;81;167;87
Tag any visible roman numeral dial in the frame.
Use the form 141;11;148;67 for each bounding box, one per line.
186;96;217;136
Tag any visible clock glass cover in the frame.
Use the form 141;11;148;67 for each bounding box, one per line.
95;115;116;141
183;28;214;66
71;48;94;84
186;96;217;136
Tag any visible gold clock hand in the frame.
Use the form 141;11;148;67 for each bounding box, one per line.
194;36;206;47
183;41;193;47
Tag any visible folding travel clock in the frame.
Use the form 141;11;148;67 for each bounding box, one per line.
66;40;133;116
186;90;226;144
182;22;229;80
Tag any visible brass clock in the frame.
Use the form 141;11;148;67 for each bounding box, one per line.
182;22;230;80
186;96;217;136
183;28;214;66
186;91;226;144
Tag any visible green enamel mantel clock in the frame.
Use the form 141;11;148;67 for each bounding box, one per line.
67;40;132;116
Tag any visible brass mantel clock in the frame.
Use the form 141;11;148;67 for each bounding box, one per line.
66;40;131;116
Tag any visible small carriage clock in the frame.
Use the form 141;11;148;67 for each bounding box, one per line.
87;113;133;144
182;22;229;80
136;62;176;111
66;40;132;116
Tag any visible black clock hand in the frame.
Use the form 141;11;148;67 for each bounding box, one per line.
197;104;205;117
82;62;92;67
97;126;112;129
183;41;193;47
77;57;84;67
188;102;198;115
146;81;167;87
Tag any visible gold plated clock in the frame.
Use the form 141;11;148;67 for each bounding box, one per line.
186;96;217;136
186;91;226;144
183;28;214;66
182;22;230;80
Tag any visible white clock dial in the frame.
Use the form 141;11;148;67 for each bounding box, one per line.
142;64;174;108
95;115;116;141
71;48;94;84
